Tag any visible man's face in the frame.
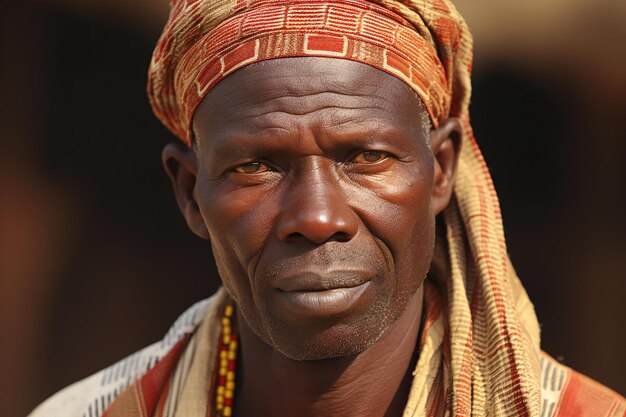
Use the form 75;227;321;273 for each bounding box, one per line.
191;57;439;360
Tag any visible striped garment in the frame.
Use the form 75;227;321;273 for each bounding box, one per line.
28;0;626;416
29;287;625;417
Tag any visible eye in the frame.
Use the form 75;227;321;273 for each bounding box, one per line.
351;151;390;164
232;161;272;174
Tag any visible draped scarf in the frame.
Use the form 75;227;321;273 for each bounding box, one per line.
140;0;544;416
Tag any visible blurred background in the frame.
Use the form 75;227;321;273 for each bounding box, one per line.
1;1;625;415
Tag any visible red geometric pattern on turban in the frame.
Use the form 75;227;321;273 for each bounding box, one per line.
148;0;468;146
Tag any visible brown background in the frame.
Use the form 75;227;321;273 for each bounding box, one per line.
1;1;625;416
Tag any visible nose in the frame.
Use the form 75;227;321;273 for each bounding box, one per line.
276;162;359;244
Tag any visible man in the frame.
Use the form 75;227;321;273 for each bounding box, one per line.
29;0;624;416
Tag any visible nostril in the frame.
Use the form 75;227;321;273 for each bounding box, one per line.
283;231;352;244
285;232;306;243
330;232;350;242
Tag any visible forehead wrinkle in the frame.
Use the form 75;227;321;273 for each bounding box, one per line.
195;59;426;146
214;89;389;118
207;86;394;124
250;104;391;119
251;66;417;112
200;94;359;136
213;104;398;142
206;107;406;160
203;63;410;118
236;61;396;95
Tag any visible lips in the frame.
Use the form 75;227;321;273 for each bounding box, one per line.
274;271;371;292
272;271;374;318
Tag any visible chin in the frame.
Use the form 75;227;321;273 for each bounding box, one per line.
235;265;425;361
261;304;397;361
272;331;386;362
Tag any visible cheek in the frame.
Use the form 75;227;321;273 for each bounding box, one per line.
350;161;435;254
196;180;279;294
201;182;270;250
349;160;436;296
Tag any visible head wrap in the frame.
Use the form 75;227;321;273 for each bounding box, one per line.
147;1;543;416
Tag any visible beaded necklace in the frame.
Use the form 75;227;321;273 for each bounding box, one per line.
215;304;238;417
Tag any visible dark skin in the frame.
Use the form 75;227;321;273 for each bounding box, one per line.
163;57;461;417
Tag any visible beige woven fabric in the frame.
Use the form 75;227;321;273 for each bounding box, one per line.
146;1;543;416
168;288;229;417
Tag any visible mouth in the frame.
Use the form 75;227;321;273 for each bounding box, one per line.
273;272;373;318
275;271;370;292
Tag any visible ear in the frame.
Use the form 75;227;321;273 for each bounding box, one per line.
430;117;462;215
162;143;210;239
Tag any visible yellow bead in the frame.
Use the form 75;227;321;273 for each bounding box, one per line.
217;305;238;417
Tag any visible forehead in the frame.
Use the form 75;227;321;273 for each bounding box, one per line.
192;57;426;139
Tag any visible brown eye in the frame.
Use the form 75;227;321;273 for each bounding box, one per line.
352;151;388;164
232;162;271;174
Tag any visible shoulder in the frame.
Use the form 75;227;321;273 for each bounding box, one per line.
28;296;216;417
541;353;626;417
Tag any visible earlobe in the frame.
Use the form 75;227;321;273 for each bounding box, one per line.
429;117;462;215
162;143;210;239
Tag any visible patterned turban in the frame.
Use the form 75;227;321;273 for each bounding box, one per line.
147;1;543;416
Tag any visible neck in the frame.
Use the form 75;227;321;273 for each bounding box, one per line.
234;287;424;417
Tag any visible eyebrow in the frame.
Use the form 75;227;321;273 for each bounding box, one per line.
206;121;415;164
204;128;296;166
